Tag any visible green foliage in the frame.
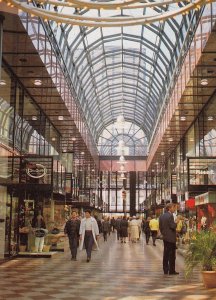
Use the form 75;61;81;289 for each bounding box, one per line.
185;230;216;278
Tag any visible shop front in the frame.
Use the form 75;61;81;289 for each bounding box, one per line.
0;155;58;257
195;191;216;231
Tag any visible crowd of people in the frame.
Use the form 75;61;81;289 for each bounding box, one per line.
64;204;194;275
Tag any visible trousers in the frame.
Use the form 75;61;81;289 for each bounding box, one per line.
163;240;176;274
68;235;78;258
84;231;94;258
35;237;44;252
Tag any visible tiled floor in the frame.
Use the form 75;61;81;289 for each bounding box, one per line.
0;233;215;300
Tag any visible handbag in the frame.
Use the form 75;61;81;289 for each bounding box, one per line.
35;229;46;238
51;228;60;235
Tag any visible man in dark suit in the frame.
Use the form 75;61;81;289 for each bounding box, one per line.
159;203;179;275
64;211;80;261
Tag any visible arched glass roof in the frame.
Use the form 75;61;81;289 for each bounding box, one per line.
48;3;194;155
98;121;148;156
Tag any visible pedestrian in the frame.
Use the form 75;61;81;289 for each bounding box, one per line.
32;214;47;253
64;211;80;261
159;203;179;275
136;216;142;240
115;216;122;241
149;215;159;246
129;216;139;243
102;217;110;241
120;216;128;243
110;217;116;232
79;209;99;262
143;217;151;245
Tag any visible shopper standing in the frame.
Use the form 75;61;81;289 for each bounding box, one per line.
32;214;47;253
149;215;159;246
64;211;80;260
159;203;179;275
79;209;99;262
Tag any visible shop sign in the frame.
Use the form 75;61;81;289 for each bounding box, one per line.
195;170;214;175
195;192;216;206
26;163;47;179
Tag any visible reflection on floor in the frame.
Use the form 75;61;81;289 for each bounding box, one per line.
0;233;216;300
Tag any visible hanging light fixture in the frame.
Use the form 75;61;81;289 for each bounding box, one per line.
115;115;125;131
118;140;125;148
120;173;126;180
117;155;127;164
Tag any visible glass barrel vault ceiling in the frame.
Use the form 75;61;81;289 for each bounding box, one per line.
48;1;195;156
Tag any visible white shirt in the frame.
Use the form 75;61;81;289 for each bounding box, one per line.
85;218;92;230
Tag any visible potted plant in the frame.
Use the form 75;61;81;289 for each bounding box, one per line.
185;230;216;288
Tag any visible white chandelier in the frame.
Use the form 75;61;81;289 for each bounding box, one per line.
115;115;125;131
6;0;211;27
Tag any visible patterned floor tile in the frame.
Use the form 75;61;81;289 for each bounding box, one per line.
0;233;216;300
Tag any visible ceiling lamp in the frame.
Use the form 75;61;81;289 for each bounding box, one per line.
118;140;125;148
180;116;186;121
32;116;37;120
117;155;127;164
115;115;125;130
34;79;42;86
120;173;126;180
207;116;214;121
10;0;209;27
116;115;125;124
200;79;208;86
58;115;64;120
0;79;6;86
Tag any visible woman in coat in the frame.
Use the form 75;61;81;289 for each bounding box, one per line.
79;209;99;262
120;216;128;243
129;216;140;243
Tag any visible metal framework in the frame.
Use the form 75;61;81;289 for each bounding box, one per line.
9;1;201;156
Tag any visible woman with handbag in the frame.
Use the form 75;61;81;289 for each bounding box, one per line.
32;215;47;253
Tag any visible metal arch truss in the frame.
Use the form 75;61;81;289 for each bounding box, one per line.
7;0;213;27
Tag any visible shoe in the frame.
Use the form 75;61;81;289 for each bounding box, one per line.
124;241;126;243
169;271;179;275
153;244;156;246
86;257;90;262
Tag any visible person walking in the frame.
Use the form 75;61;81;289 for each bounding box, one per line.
79;209;99;262
129;216;140;243
143;217;151;245
64;211;80;260
102;217;110;242
110;217;116;232
115;216;122;241
159;203;179;275
120;216;128;243
149;215;159;246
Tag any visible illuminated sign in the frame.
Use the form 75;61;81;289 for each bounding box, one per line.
26;163;47;179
